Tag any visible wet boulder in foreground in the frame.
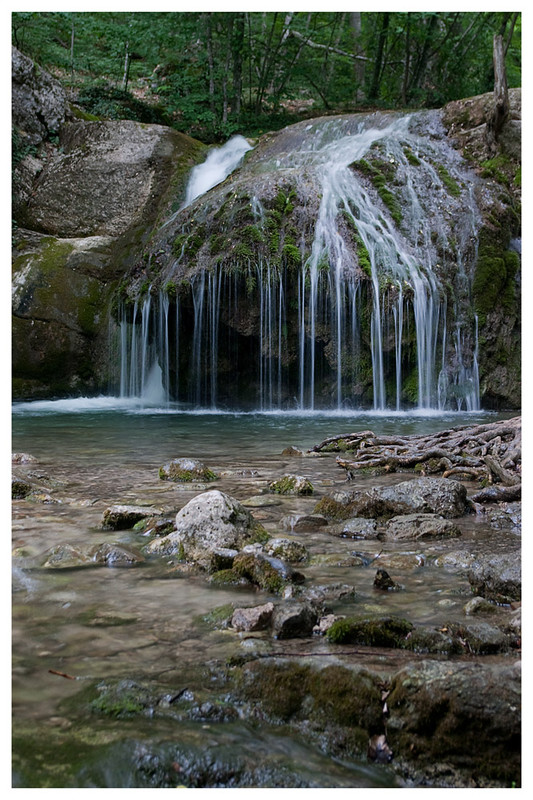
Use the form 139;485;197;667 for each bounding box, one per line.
146;490;268;567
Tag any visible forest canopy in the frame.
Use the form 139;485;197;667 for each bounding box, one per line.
12;10;521;142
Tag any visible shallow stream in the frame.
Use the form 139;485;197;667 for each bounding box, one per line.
12;401;519;787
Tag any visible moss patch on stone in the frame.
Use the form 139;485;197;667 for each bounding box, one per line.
326;615;414;647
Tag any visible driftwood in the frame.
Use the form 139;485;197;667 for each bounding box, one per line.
311;417;521;504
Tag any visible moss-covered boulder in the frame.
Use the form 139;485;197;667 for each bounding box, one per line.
269;475;314;495
158;458;218;482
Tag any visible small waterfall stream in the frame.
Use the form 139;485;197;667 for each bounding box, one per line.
116;112;481;411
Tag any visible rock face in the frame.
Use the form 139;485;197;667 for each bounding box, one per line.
146;490;265;567
12;46;71;146
12;47;206;399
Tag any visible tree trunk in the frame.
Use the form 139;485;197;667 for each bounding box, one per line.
485;33;509;155
205;13;216;116
350;12;366;102
122;41;130;92
369;12;390;101
231;12;245;116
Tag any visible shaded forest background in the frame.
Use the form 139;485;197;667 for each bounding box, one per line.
12;10;521;144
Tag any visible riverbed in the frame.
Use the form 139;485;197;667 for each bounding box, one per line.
11;401;519;788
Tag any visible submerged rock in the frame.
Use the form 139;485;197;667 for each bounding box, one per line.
12;476;32;499
158;458;218;483
326;518;379;539
90;543;145;566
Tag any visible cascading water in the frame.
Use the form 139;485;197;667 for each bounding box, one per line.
115;111;482;411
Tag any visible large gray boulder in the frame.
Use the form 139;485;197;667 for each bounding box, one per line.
384;513;461;541
12;46;71;145
146;490;266;567
467;551;521;603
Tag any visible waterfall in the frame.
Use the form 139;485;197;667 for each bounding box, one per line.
116;111;482;412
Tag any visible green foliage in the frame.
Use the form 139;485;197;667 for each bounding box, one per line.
12;11;521;144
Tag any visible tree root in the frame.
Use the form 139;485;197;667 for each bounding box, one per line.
312;417;521;504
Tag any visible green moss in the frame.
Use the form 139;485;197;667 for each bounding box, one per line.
282;242;301;268
269;475;314;495
351;159;402;226
472;228;520;321
326;615;414;647
403;146;421;166
312;496;352;520
436;164;461;197
200;603;235;629
232;553;285;594
403;369;419;404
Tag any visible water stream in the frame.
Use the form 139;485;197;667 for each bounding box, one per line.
12;403;517;787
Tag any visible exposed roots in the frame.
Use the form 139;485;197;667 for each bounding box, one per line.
311;417;521;503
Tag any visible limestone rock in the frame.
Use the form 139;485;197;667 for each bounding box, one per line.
146;490;265;565
384;513;461;541
279;514;327;532
231;602;275;632
327;518;379;539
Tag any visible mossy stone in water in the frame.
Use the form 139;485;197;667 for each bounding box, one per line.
159;458;218;483
326;615;414;647
269;474;314;495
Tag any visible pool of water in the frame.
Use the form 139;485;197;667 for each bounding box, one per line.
12;401;518;787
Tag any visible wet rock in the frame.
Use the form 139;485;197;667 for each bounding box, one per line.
231;602;275;632
269;474;314;495
158;458;218;483
279;514;327;532
433;550;476;570
232;651;521;786
326;615;414;647
463;596;499;616
467;551;521;603
315;477;468;520
327;518;379;539
280;446;304;457
12;452;37;464
310;553;367;567
133;516;175;536
232;552;305;594
272;602;317;639
90;543;145;566
264;537;309;563
373;569;399;591
313;614;344;635
41;544;93;569
384;513;461;541
146;491;267;566
447;621;512;654
368;734;393;764
302;583;358;612
374;552;425;570
207;548;239;572
483;502;522;531
387;657;521;785
102;504;163;530
404;628;462;655
12;476;32;499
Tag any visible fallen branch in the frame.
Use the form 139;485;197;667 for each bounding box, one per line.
49;669;77;680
